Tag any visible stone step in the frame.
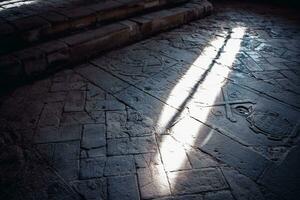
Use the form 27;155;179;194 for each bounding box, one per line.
0;0;188;55
0;0;213;90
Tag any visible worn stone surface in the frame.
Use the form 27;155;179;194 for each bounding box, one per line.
80;157;106;179
34;125;82;143
168;168;228;195
72;178;107;200
108;175;140;200
222;167;265;200
1;1;300;200
104;155;136;176
138;165;171;199
107;136;158;156
36;141;80;181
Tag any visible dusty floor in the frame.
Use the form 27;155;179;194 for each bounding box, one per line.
0;1;300;200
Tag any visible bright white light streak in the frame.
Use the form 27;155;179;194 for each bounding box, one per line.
155;27;246;185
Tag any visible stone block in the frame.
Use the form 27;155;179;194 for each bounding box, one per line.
80;157;106;179
104;155;136;176
75;64;129;94
108;175;140;200
222;167;265;200
72;179;107;200
36;40;70;69
158;135;192;172
12;16;50;42
87;83;106;100
38;102;64;127
14;48;47;76
107;136;158;156
69;25;131;61
106;110;155;139
64;90;86;112
39;11;70;35
199;130;270;180
204;191;235;200
37;141;80;181
82;124;106;150
34;125;82;143
139;9;186;34
59;7;96;29
86;99;125;111
137;165;171;199
61;111;105;125
187;149;219;169
134;153;162;168
168;168;227;195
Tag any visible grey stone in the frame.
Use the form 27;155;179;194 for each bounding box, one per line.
38;102;63;127
259;146;300;200
37;141;80;181
106;110;155;139
104;155;135;176
61;111;105;125
72;179;107;200
204;190;235;200
108;175;140;200
75;64;129;94
137;165;171;199
168;168;227;195
107;136;158;156
158;135;192;171
34;125;82;143
64;90;86;112
80;157;106;179
199;130;270;180
81;148;106;158
222;167;264;200
135;153;162;169
82;124;106;150
86;99;125;111
87;83;106;101
155;194;204;200
187;148;220;169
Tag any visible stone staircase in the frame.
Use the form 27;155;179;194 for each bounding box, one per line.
0;0;213;90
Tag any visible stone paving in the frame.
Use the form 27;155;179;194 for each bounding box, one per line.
1;1;300;200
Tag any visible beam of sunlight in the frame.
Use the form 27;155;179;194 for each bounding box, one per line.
155;26;246;188
0;0;37;9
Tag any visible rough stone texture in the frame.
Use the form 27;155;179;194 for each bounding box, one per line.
204;191;235;200
36;141;80;181
168;168;228;195
0;0;212;84
104;155;136;176
222;167;265;200
107;136;158;156
72;178;107;200
64;90;86;112
108;175;140;200
138;165;171;199
1;1;300;200
80;157;106;179
258;146;300;200
81;124;106;151
34;125;82;143
106;110;155;138
0;0;190;52
199;130;270;180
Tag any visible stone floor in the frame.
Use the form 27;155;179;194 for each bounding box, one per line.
1;1;300;200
